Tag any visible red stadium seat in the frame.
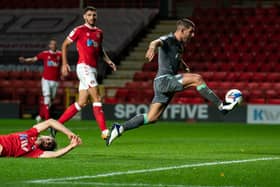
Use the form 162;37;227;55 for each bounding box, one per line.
32;72;42;80
265;90;278;99
250;90;263;99
21;71;34;80
236;72;253;82
252;72;267;82
267;99;280;104
0;71;9;80
8;71;21;80
247;98;265;104
115;89;128;102
267;73;280;82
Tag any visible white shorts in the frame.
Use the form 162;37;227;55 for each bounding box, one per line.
76;63;98;91
41;78;59;99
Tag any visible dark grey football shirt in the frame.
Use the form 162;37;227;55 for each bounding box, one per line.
156;33;184;77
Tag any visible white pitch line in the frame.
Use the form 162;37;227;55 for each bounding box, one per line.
26;157;280;184
39;181;232;187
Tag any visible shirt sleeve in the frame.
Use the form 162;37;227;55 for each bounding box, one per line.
23;149;44;158
159;35;170;50
36;52;45;60
23;128;39;137
67;28;79;42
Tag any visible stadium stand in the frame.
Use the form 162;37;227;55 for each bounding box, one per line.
0;2;279;117
107;6;280;104
0;8;158;116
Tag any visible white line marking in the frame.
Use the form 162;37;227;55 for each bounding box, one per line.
39;181;232;187
26;157;280;184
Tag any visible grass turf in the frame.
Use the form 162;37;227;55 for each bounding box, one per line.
0;119;280;187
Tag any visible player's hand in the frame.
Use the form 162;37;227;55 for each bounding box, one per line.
67;132;77;140
18;57;25;63
61;63;71;76
145;47;156;62
70;136;82;147
108;61;117;71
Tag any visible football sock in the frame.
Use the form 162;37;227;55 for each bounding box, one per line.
123;113;149;131
43;104;50;119
197;83;222;108
92;102;107;131
39;104;45;119
58;102;81;124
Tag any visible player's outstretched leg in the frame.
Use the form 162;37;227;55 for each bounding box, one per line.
106;114;147;146
196;83;238;115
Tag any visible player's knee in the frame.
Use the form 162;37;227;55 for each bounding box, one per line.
194;74;204;85
77;101;87;108
92;95;102;103
147;116;158;124
44;95;51;105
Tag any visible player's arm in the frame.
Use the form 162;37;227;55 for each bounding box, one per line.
33;119;76;139
18;56;38;64
39;136;82;158
102;48;116;71
145;39;163;62
61;38;72;76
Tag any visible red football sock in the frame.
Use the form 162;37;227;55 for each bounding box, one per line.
43;104;50;120
92;103;107;131
58;102;81;124
39;104;45;119
38;96;45;119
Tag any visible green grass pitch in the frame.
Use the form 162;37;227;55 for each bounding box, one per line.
0;119;280;187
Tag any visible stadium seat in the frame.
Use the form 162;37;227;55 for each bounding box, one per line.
32;72;42;80
247;98;265;104
267;73;279;82
8;71;21;80
0;71;9;80
21;71;34;80
267;98;280;104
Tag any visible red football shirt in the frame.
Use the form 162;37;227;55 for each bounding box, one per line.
36;50;62;81
0;128;44;158
67;24;103;68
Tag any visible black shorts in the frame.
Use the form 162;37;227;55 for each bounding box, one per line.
152;74;184;104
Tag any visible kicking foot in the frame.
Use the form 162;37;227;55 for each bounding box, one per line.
106;123;123;146
220;101;239;115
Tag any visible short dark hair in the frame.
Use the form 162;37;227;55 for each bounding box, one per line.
83;6;97;14
39;138;57;151
177;18;195;29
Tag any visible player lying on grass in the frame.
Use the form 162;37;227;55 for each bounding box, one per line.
0;119;82;158
106;18;238;146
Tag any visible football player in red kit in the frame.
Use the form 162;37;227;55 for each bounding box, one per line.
19;39;62;122
0;119;81;158
58;6;117;140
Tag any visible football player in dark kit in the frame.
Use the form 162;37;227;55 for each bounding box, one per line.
107;18;238;146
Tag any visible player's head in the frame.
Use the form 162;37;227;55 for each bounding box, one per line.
48;39;57;52
37;135;57;151
175;18;195;43
83;6;97;26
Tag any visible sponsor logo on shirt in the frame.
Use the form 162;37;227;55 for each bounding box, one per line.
19;134;29;152
47;60;59;67
87;39;98;47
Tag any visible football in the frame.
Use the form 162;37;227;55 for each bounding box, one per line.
225;89;243;104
